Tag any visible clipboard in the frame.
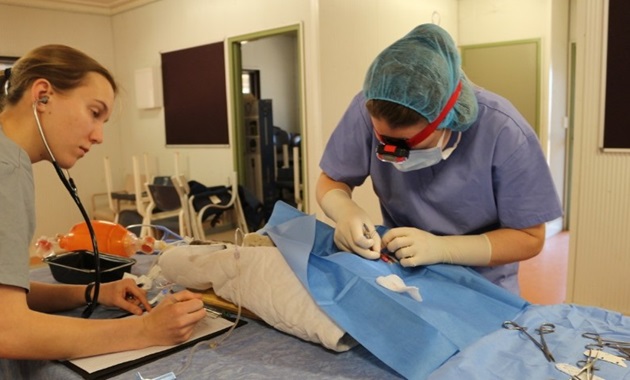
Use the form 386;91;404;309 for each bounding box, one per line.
198;288;260;320
62;315;246;380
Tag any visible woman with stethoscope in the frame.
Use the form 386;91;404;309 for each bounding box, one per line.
0;45;205;361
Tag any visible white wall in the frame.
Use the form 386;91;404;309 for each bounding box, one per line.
0;4;118;255
567;0;630;314
109;0;313;190
549;0;570;221
458;0;549;131
458;0;548;44
458;0;569;221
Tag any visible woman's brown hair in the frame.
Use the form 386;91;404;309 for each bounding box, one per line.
365;99;426;129
0;44;117;111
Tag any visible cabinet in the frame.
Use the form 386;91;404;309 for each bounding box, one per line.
243;97;276;220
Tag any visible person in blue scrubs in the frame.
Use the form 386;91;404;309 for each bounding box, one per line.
317;24;562;293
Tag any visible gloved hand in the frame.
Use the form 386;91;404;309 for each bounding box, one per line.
381;227;492;267
320;189;381;259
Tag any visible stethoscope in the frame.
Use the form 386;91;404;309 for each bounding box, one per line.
33;97;101;318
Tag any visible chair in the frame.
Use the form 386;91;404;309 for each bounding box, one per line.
92;156;142;223
273;126;292;171
131;154;152;219
141;177;189;238
171;175;194;237
173;172;249;241
91;156;116;222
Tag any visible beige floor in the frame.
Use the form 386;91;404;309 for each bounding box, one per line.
519;231;569;304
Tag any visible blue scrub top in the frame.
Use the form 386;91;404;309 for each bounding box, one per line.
319;88;563;293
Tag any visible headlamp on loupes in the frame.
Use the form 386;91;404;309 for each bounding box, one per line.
373;81;462;163
375;135;410;163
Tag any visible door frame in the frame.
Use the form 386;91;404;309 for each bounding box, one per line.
226;23;309;213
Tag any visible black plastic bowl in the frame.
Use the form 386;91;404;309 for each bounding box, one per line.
44;250;136;284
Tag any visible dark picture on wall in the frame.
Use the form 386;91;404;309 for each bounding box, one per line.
161;42;229;146
602;0;630;150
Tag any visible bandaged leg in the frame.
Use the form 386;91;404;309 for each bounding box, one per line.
157;244;356;352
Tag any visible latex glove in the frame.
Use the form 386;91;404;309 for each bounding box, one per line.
320;189;381;259
382;227;492;267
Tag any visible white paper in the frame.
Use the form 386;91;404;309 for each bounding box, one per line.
376;274;423;302
555;363;605;380
584;349;627;367
68;315;234;374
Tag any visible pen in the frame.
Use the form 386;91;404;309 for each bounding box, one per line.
204;305;237;319
149;287;175;306
204;306;222;319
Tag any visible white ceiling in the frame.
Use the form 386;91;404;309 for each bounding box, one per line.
0;0;158;15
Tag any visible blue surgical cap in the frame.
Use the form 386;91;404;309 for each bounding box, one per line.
363;24;478;132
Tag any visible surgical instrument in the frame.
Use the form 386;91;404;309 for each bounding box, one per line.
362;223;373;240
574;349;600;380
555;362;604;380
362;224;399;263
502;321;556;362
583;332;630;359
135;371;176;380
583;346;627;368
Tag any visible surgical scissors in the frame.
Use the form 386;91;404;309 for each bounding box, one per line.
574;348;600;380
502;321;556;362
582;332;630;359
